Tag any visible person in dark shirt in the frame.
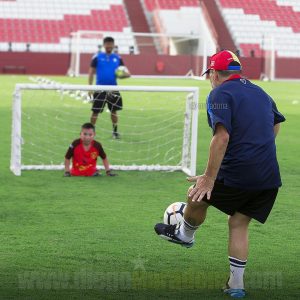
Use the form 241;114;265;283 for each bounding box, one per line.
88;36;130;139
64;123;116;177
154;50;285;298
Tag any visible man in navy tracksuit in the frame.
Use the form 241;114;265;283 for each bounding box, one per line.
155;50;285;298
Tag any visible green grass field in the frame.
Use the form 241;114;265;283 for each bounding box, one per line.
1;75;299;300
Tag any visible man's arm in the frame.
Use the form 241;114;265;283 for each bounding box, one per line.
204;124;229;179
88;67;96;85
88;67;96;98
274;123;280;137
188;124;229;202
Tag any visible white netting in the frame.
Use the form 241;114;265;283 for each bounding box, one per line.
11;84;199;176
68;30;210;77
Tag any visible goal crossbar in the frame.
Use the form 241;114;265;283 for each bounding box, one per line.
13;84;199;93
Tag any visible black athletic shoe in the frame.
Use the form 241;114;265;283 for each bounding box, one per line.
92;171;101;177
154;223;194;248
112;132;121;139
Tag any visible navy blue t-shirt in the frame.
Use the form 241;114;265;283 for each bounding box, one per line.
207;75;286;190
91;52;124;85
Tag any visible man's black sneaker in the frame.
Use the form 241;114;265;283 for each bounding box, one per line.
112;132;121;139
154;223;194;248
92;171;101;177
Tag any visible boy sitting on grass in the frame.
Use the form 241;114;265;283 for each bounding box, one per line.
64;122;116;177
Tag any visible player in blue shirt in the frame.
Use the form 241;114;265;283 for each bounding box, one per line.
155;50;285;298
88;36;130;139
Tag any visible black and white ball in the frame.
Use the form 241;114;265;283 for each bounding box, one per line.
115;66;129;78
163;202;186;225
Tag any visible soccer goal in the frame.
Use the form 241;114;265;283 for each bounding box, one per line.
11;84;199;176
68;31;214;77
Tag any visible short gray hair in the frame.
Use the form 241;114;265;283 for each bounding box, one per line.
216;70;242;78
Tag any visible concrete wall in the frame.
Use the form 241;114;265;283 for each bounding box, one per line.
0;52;70;75
276;58;300;79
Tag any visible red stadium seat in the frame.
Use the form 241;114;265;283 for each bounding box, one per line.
0;4;129;44
219;0;300;33
219;0;300;57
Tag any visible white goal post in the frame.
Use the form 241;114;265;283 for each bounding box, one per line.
11;84;199;176
68;31;213;77
262;36;276;81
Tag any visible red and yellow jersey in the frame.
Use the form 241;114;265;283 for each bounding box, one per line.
65;139;106;176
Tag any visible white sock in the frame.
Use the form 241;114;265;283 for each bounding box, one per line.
176;218;199;242
228;256;247;289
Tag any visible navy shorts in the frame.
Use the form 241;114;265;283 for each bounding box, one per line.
92;91;123;113
201;180;279;223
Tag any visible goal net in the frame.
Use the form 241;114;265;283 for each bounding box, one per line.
11;84;199;176
68;31;212;77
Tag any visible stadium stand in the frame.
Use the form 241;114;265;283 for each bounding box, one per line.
143;0;200;11
0;0;136;53
123;0;156;53
217;0;300;57
141;0;216;56
1;0;299;78
143;0;203;35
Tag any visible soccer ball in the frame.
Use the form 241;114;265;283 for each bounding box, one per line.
163;202;186;225
115;66;129;78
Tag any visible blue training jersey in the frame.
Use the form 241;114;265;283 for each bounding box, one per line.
91;52;123;85
207;75;286;190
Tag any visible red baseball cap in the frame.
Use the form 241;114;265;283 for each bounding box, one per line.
202;50;242;75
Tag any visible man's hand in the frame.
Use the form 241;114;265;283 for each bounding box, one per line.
118;72;131;79
187;174;215;202
64;171;71;177
106;170;117;177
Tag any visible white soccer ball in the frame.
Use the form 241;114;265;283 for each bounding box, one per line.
115;66;129;78
163;202;186;225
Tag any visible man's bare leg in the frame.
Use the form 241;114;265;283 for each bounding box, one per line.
227;212;251;290
90;112;99;126
176;185;209;242
111;110;119;138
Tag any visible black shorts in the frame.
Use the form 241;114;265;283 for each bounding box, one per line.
92;91;123;113
202;181;279;224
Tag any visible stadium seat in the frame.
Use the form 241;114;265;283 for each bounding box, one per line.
142;0;202;35
0;0;135;54
140;0;216;56
218;0;300;57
